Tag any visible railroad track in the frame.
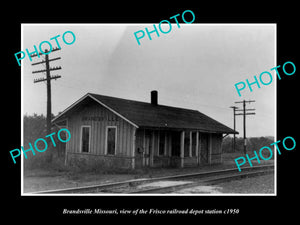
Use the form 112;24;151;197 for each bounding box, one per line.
33;164;274;194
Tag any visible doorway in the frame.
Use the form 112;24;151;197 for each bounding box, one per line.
200;133;209;164
143;130;153;167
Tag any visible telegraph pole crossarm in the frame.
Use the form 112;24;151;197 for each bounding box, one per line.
235;100;256;104
32;66;62;74
235;108;255;111
32;57;61;66
30;47;61;58
34;75;61;83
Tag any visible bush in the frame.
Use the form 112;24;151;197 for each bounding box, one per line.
23;113;66;171
222;136;275;155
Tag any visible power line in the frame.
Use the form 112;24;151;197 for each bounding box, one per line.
31;47;62;162
233;100;256;154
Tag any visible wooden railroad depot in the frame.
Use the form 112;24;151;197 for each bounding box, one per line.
52;91;237;169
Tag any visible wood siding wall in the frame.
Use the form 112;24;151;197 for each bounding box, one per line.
66;100;135;157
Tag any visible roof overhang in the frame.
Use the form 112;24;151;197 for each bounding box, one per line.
139;125;238;134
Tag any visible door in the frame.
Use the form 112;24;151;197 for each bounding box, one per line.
134;129;144;168
144;130;157;167
200;133;209;164
144;132;151;166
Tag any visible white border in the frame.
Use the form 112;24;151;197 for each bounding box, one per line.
21;23;24;195
274;24;277;196
21;23;277;196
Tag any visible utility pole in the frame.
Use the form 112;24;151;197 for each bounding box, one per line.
230;106;238;152
234;100;256;154
31;47;62;161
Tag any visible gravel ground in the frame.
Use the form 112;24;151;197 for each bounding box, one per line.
174;185;223;194
217;173;275;194
170;174;275;194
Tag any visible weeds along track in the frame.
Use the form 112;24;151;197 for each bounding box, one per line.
33;164;274;194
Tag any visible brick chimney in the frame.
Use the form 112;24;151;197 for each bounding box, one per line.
151;90;158;105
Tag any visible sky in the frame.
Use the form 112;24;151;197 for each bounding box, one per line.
22;24;276;137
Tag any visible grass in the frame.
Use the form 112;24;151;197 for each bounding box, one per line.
22;152;275;193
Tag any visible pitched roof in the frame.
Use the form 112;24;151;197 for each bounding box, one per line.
52;93;237;134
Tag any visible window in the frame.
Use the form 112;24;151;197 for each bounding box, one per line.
159;131;165;156
106;127;117;155
81;126;90;153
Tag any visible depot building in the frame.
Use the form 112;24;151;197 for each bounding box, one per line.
52;91;237;169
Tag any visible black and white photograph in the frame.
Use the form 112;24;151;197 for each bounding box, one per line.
3;5;298;220
21;24;276;195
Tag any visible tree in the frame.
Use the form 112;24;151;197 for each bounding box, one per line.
222;136;275;155
23;113;65;168
24;113;47;143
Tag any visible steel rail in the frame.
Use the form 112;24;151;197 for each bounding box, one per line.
129;169;274;194
32;164;274;194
